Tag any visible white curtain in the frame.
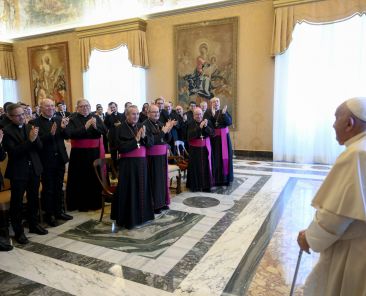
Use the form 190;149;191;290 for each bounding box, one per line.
273;14;366;164
83;45;146;112
0;78;18;106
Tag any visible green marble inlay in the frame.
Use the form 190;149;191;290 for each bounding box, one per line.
60;210;204;259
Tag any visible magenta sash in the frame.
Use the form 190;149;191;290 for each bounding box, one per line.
119;146;146;158
71;137;105;159
146;144;167;156
146;144;170;205
189;137;213;180
214;127;229;176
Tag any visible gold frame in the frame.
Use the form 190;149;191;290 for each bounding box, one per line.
27;41;72;109
174;17;238;128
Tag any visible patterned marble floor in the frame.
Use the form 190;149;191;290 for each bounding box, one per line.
0;158;330;296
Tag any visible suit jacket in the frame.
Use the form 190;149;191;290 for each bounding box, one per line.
29;115;69;166
3;123;43;179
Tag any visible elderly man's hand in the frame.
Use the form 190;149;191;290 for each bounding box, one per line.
297;230;311;254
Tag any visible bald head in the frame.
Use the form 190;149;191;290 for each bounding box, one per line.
40;98;55;118
333;97;366;145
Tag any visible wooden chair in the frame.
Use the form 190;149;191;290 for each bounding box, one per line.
93;158;117;222
168;145;189;194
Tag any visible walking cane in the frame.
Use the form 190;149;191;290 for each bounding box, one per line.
289;249;303;296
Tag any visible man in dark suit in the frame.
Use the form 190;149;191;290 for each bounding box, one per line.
3;103;48;245
55;102;71;118
0;102;14;129
30;98;73;227
104;102;124;166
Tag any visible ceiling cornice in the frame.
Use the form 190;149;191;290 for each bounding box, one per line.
273;0;324;8
145;0;261;19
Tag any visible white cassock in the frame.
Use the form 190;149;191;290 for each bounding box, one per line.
303;131;366;296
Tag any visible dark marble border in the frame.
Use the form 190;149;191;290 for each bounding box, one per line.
234;150;273;160
0;270;72;296
234;165;328;176
222;177;320;296
16;174;270;293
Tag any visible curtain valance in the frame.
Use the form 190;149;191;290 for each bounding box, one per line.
0;42;17;80
76;18;149;71
272;0;366;55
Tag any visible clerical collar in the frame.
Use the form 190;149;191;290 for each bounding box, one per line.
345;131;366;147
18;125;23;128
41;114;52;121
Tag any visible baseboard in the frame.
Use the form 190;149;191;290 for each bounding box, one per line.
233;150;273;160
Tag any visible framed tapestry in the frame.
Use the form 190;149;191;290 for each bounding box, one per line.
27;41;72;109
175;17;238;128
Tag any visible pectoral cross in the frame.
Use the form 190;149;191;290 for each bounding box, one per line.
200;135;204;141
137;142;140;149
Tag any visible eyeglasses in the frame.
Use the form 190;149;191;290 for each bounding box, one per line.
78;105;90;108
149;111;159;114
10;113;25;118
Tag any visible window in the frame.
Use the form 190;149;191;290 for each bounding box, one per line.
0;78;18;106
273;15;366;164
83;45;146;112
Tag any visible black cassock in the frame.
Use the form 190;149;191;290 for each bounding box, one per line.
186;120;214;192
65;113;107;211
111;121;154;229
143;119;171;211
204;110;234;186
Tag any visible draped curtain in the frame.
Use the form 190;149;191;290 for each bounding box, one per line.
272;0;366;164
76;18;149;72
272;0;366;55
0;42;16;80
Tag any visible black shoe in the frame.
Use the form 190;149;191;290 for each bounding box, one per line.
0;238;13;251
29;224;48;235
45;215;58;227
154;209;162;214
14;233;29;244
161;206;170;211
56;212;73;221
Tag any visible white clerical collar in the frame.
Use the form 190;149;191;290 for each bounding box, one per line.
41;114;52;121
344;131;366;147
18;125;23;128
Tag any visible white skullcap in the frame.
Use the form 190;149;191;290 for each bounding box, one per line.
346;97;366;121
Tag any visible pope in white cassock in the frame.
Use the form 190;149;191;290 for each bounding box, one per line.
297;97;366;296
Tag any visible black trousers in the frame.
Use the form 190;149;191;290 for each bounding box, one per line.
10;166;40;235
41;165;65;216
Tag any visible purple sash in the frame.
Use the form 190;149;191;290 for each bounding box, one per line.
146;144;167;156
214;127;229;176
189;137;213;181
147;144;170;205
71;137;105;159
119;146;146;158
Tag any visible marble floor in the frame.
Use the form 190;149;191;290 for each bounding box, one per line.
0;158;330;296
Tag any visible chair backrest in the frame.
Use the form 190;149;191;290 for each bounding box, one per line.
175;140;189;158
0;155;10;190
93;158;117;195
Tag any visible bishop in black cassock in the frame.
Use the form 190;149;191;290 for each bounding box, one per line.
186;107;214;192
111;105;154;229
204;97;234;186
65;99;107;212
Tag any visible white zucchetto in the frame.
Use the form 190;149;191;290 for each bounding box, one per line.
346;97;366;121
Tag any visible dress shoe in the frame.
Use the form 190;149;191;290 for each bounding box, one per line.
0;237;13;251
161;206;170;211
29;224;48;235
56;212;73;221
45;215;58;227
154;209;162;214
14;233;29;244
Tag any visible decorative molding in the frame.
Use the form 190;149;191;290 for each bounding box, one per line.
0;42;14;52
145;0;259;19
75;18;147;39
234;150;273;160
273;0;324;8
